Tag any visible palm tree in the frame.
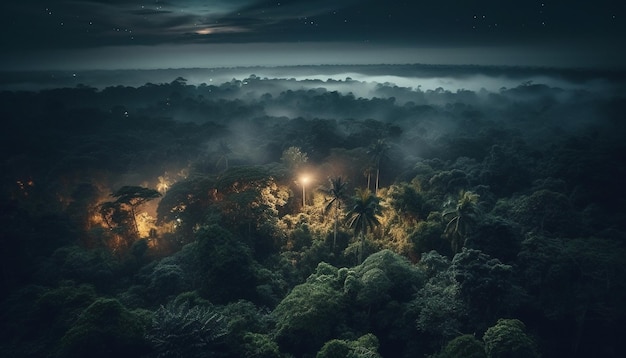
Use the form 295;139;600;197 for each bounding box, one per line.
319;176;349;250
367;139;390;195
442;191;481;253
346;188;381;263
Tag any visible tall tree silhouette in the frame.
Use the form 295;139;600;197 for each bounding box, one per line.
442;191;481;253
101;186;161;241
215;140;232;172
346;188;381;263
319;176;349;251
367;139;390;194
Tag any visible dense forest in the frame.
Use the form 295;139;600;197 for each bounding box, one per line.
1;68;625;358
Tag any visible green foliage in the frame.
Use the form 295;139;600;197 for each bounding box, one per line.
386;182;428;222
346;188;382;263
280;146;308;170
451;249;516;330
415;253;465;342
148;262;190;302
59;298;149;358
438;334;486;358
36;245;120;290
317;334;382;358
242;332;281;358
317;339;352;358
319;176;349;250
194;225;258;303
348;250;424;355
508;189;580;236
354;249;424;303
518;234;626;325
367;139;390;193
272;263;345;355
156;176;216;238
218;299;273;344
415;275;466;340
442;191;481;253
0;283;97;357
145;300;227;358
466;217;521;263
482;319;539;358
410;216;449;257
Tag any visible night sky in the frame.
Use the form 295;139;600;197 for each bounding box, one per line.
1;0;625;70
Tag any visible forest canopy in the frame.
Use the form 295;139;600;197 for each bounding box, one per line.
1;66;625;358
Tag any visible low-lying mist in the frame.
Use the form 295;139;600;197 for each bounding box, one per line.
2;64;624;215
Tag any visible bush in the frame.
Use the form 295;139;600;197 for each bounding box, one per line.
58;298;149;358
145;300;227;358
438;334;486;358
482;319;539;358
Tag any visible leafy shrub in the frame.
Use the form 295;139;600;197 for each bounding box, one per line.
58;298;149;358
482;319;539;358
438;334;486;358
145;300;227;358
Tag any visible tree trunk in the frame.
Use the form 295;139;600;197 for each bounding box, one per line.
375;168;380;194
333;208;338;251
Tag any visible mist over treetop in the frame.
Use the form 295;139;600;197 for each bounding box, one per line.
1;65;625;358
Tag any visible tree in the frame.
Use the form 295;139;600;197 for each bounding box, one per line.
58;298;150;358
100;186;161;242
482;319;539;358
215;140;232;172
319;176;349;251
437;334;486;358
317;334;382;358
145;300;227;358
346;188;381;264
442;191;481;253
194;225;257;303
451;249;517;331
156;176;216;240
367;139;390;194
272;263;345;356
280;146;308;171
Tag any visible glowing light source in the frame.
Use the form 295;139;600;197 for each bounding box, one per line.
300;175;310;208
195;28;213;35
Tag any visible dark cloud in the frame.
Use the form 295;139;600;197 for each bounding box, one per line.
1;0;625;69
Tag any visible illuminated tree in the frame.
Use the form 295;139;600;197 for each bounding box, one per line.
156;177;217;239
280;146;308;171
114;186;161;235
319;176;349;250
442;191;481;253
346;188;381;264
99;186;161;247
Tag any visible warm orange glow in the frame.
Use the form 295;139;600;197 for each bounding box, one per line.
16;178;35;196
157;175;171;194
136;211;157;238
195;28;213;35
